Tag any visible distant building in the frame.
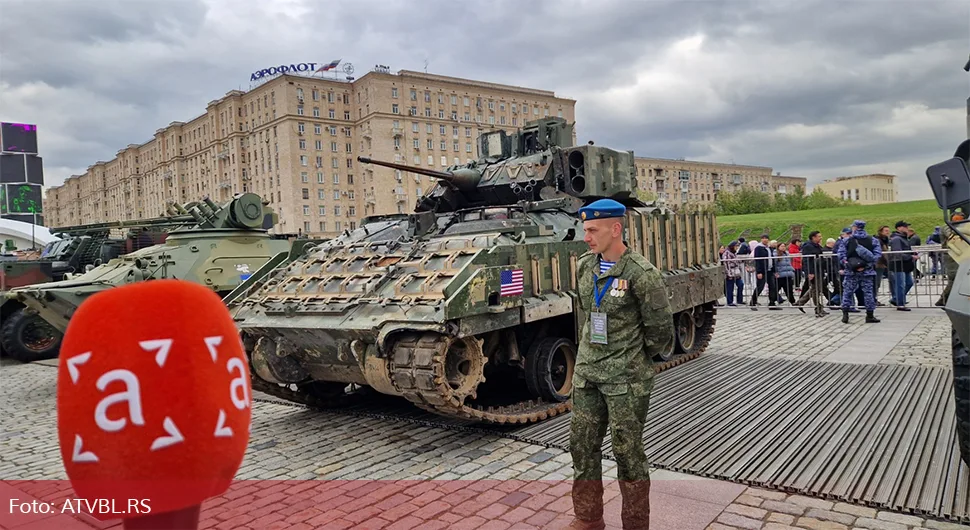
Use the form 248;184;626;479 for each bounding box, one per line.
634;158;806;206
42;65;576;237
813;174;897;205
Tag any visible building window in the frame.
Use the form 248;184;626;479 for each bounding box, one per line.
314;124;321;134
301;172;308;182
300;156;308;166
391;88;398;98
392;104;399;114
313;107;320;117
302;188;309;199
334;190;340;200
297;105;304;115
299;139;306;150
303;205;310;215
318;189;325;200
319;206;326;216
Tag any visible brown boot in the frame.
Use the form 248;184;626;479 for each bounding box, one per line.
619;480;650;530
564;517;607;530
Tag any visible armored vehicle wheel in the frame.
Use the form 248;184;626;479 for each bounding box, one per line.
525;337;576;403
0;307;62;363
953;328;970;467
675;303;716;356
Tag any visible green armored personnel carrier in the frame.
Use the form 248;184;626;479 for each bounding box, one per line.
1;193;305;363
227;118;723;425
924;55;970;465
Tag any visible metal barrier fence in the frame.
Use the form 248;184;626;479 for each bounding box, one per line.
718;245;952;312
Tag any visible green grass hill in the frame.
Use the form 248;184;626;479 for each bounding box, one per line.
717;199;944;245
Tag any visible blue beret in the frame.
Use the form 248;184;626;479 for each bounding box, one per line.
841;227;852;234
853;219;866;229
579;199;626;221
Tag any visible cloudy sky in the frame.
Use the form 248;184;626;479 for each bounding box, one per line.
1;0;968;201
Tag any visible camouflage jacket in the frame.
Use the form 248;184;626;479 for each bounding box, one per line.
574;247;675;387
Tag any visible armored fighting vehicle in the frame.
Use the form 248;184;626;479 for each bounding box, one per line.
226;118;723;425
925;55;970;466
0;193;304;363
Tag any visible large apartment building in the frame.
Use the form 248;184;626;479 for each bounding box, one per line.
43;68;576;235
634;157;807;207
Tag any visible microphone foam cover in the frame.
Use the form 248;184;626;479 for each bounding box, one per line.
56;279;251;519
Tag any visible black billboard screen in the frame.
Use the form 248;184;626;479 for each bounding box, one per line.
0;123;39;154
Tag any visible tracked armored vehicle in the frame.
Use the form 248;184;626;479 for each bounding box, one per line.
925;55;970;466
1;193;306;363
227;118;723;425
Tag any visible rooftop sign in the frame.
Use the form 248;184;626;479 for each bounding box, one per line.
249;60;341;82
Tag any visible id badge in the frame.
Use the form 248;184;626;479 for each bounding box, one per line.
590;312;608;344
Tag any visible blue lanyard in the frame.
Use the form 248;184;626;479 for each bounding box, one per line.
593;273;611;309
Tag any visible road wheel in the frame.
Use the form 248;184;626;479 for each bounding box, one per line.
0;308;62;363
526;337;576;402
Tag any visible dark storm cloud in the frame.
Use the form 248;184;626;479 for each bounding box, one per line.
0;0;966;201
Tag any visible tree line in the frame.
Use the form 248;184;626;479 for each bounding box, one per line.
635;186;850;216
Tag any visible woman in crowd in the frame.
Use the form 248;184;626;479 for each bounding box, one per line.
774;242;797;305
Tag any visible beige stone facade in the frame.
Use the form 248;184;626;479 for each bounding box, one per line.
813;173;897;205
43;69;576;236
634;157;807;207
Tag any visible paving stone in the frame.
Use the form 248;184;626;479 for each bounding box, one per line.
796;517;850;530
833;503;878;519
767;513;796;525
716;512;763;530
805;508;858;526
789;495;836;511
725;503;768;520
853;518;908;530
527;451;554;464
874;511;925;526
763;524;800;530
734;494;764;507
761;500;808;517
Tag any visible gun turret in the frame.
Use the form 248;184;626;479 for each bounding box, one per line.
358;117;639;214
357;156;482;193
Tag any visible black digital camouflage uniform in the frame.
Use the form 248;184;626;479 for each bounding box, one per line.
570;247;675;530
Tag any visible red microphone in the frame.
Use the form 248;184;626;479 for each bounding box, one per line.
56;279;251;529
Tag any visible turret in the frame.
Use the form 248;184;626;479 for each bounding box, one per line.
358;117;641;214
49;193;276;236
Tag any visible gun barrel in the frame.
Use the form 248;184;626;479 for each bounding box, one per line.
357;156;456;181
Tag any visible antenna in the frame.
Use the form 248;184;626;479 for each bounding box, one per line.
424;59;429;73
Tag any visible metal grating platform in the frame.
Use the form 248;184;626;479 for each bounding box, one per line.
506;355;970;522
253;354;970;522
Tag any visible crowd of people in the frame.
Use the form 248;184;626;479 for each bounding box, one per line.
718;219;955;323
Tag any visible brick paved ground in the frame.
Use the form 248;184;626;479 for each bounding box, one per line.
707;309;951;366
1;310;966;529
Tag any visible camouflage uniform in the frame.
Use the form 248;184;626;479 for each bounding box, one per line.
570;247;674;530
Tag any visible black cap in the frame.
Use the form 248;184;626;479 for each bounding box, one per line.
895;221;910;228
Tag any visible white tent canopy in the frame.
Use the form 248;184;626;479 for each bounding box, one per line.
0;218;60;250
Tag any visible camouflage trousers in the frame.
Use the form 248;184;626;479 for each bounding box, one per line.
841;273;876;311
569;378;652;529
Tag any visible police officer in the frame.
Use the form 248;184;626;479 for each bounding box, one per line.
567;198;675;530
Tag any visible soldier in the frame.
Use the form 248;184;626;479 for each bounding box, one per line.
937;210;967;306
568;198;675;530
837;220;882;323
